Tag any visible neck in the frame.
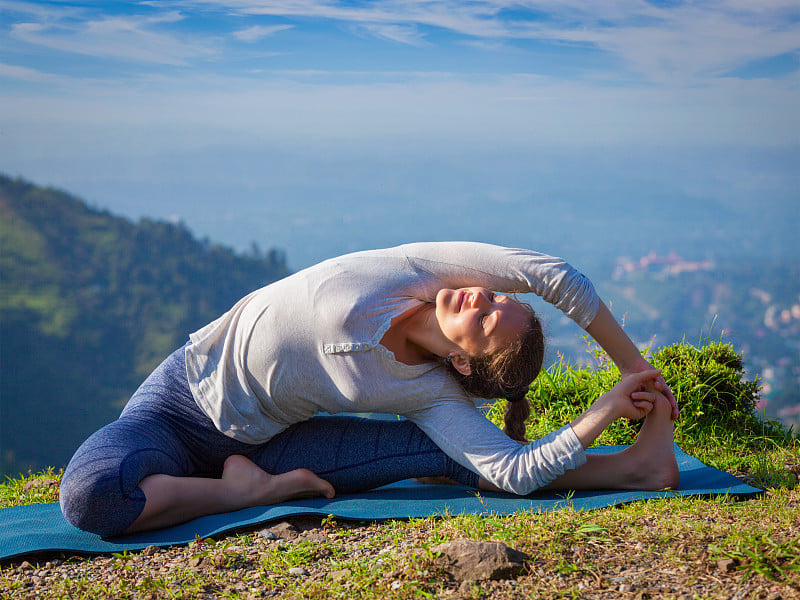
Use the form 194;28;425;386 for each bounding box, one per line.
380;302;446;365
403;301;452;359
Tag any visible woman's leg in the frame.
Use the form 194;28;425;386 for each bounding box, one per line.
247;416;480;493
59;415;197;537
478;391;679;493
131;416;476;532
61;346;333;536
543;390;679;491
130;458;334;533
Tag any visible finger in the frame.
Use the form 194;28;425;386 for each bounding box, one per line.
657;376;680;420
627;369;662;389
631;391;656;403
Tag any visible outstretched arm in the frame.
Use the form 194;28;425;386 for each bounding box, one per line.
585;300;679;420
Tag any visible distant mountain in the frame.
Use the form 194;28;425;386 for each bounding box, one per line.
0;175;290;476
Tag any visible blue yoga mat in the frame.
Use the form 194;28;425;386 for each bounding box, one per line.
0;446;761;560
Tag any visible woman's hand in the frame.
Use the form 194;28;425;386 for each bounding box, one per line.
569;369;662;449
622;357;679;421
602;369;663;421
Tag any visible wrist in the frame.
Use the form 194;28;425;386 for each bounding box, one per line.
570;396;618;449
619;355;651;376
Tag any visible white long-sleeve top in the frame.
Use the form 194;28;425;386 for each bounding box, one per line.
185;242;600;494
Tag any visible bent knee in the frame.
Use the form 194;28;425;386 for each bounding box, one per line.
59;468;145;537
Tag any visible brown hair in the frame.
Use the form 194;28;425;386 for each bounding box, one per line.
446;304;544;443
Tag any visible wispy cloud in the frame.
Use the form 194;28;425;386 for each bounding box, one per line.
8;10;213;66
168;0;800;81
232;24;294;42
354;23;427;46
0;61;65;83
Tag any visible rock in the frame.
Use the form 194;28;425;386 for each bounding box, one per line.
188;556;206;568
717;558;738;573
19;561;33;570
288;567;307;576
328;568;351;580
142;545;158;556
258;529;278;540
620;583;635;592
269;522;299;540
431;539;529;581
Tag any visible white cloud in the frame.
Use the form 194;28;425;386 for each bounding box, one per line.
232;24;294;42
9;11;213;66
354;23;427;46
0;62;63;83
169;0;800;82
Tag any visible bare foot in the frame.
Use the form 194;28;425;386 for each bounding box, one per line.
222;455;335;506
622;393;680;490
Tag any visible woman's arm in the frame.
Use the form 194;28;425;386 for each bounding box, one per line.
406;399;587;495
585;300;679;420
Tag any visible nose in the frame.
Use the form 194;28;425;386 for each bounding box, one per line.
470;288;490;309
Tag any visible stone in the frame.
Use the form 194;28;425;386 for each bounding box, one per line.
142;545;158;556
288;567;307;576
328;568;351;580
188;556;206;568
269;522;299;540
258;529;278;540
431;539;529;581
717;558;738;573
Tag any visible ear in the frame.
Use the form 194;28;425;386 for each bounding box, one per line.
448;351;472;377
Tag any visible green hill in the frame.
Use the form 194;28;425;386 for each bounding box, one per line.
0;175;290;476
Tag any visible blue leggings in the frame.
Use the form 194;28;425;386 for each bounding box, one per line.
59;346;478;537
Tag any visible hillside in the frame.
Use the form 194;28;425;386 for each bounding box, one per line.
0;175;290;476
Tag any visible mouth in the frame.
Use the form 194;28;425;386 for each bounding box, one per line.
458;290;468;312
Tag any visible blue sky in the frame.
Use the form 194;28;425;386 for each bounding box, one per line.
1;0;798;267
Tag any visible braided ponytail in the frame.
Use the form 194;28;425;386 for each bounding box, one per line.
503;393;531;443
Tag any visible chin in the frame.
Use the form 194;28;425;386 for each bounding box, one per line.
435;288;450;306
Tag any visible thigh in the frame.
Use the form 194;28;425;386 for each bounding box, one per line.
120;344;253;476
247;416;478;493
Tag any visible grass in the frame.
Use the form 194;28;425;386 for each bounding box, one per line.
1;341;798;599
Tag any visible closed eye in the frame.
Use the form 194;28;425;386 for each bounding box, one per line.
480;292;496;330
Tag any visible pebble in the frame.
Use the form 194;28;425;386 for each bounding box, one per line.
328;568;351;580
188;556;206;568
288;567;307;576
258;529;278;540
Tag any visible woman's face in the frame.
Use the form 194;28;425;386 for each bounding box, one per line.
435;287;530;357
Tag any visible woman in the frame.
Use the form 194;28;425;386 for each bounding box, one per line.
60;242;679;537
